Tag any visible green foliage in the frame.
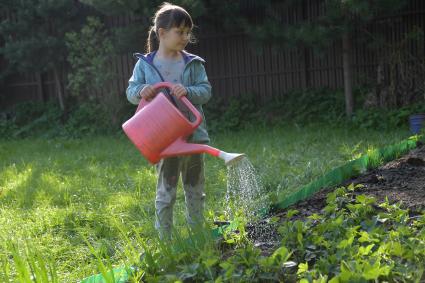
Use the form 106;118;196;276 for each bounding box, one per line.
110;24;146;54
66;17;114;99
126;223;299;282
1;239;59;283
81;0;206;17
204;93;258;133
0;102;63;139
204;88;346;133
352;103;425;130
238;0;409;51
64;102;115;138
0;0;85;78
1;87;418;139
65;16;130;128
267;88;346;124
80;0;209;53
0;101;120;139
277;184;425;282
2;88;418;140
204;87;424;134
99;185;424;282
80;0;141;15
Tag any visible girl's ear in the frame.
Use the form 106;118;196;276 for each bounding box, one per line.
158;27;166;39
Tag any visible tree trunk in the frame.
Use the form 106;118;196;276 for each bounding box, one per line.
53;66;65;112
342;32;354;118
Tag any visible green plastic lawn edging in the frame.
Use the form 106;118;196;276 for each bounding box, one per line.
80;135;423;283
271;134;423;211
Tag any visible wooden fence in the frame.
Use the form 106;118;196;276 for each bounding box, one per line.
1;0;424;109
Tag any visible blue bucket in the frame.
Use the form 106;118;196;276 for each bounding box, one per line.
409;113;425;134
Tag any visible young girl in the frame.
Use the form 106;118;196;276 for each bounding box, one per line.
126;2;212;238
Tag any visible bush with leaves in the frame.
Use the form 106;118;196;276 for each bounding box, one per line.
66;17;113;99
204;88;346;133
0;101;119;139
0;102;63;139
66;16;126;127
352;103;425;131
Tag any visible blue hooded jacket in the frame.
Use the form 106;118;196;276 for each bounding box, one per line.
126;50;212;143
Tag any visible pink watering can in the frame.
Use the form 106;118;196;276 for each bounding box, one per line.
122;82;245;165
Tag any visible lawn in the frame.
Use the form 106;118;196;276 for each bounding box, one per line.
0;124;413;281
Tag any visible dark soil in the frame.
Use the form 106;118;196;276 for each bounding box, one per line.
248;142;425;252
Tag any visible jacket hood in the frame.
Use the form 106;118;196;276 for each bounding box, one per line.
133;50;205;65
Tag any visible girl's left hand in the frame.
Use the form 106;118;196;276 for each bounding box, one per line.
171;84;187;98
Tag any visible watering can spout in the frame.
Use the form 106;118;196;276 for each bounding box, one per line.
161;138;245;166
218;151;246;166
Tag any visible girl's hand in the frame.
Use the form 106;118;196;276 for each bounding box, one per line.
139;85;156;101
171;84;187;98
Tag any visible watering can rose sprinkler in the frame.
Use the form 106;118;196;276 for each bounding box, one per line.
122;82;245;165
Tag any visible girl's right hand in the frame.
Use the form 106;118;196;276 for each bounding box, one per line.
139;85;156;101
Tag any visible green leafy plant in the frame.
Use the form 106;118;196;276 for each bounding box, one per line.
278;184;425;282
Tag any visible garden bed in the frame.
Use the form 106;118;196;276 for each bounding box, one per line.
250;142;425;251
285;141;425;218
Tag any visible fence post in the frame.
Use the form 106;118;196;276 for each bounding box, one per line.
300;0;309;89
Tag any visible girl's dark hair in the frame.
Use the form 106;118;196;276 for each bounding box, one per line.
146;2;195;53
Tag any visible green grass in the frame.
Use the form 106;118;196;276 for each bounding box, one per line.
0;124;412;281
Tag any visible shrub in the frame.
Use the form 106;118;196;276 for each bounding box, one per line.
352;103;425;130
204;88;346;133
0;100;123;139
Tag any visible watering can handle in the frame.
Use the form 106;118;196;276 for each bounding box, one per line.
135;82;202;129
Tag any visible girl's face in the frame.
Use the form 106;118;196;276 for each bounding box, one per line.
158;24;191;52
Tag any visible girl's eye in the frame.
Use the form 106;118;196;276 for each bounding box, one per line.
177;30;189;36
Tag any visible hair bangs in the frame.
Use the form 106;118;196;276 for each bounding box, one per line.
168;8;193;30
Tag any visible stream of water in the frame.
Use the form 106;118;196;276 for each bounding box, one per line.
225;157;268;221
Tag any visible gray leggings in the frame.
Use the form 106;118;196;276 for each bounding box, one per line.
155;154;205;238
